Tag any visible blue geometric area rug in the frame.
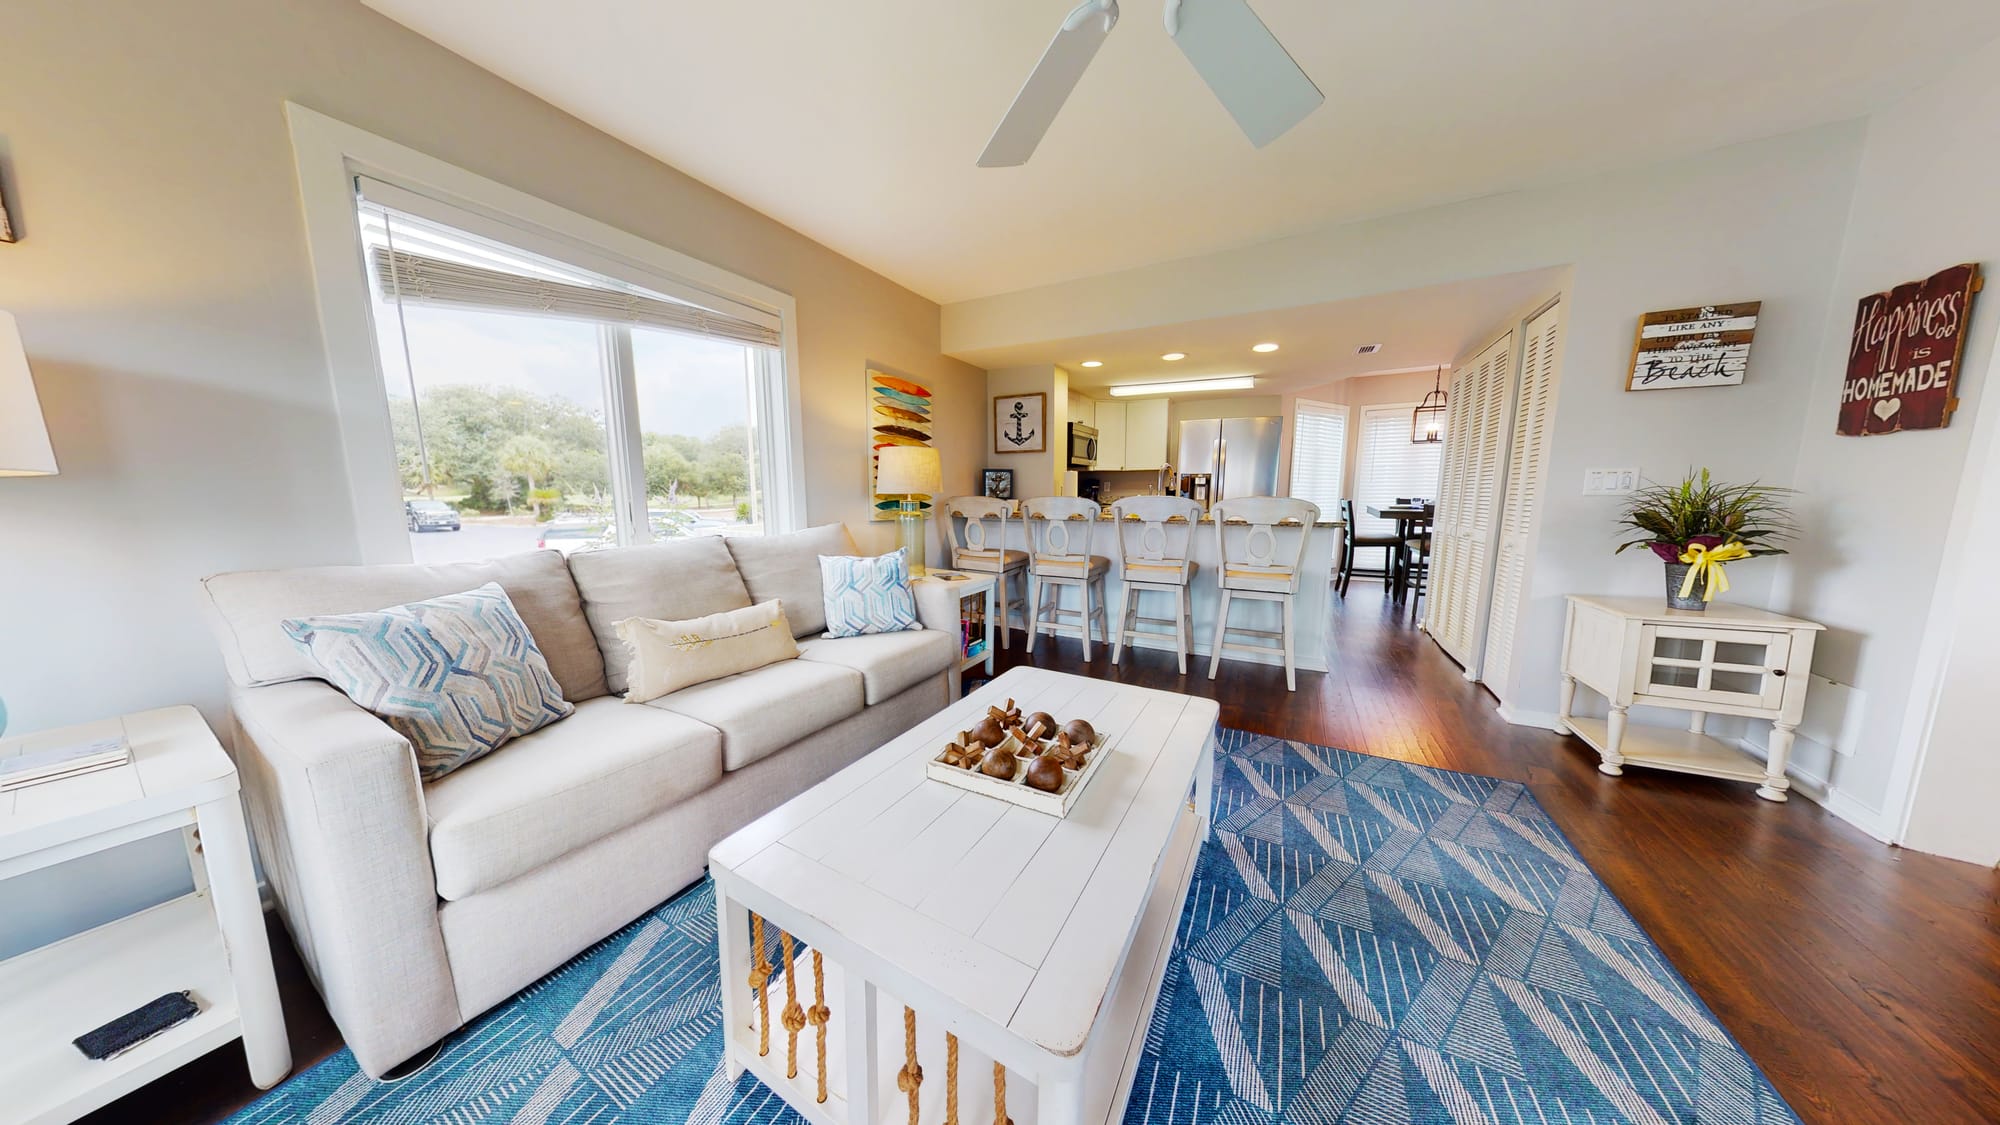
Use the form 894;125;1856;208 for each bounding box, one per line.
229;728;1801;1124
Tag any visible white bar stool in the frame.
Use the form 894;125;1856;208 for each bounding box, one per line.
1108;496;1204;673
1208;497;1321;691
938;496;1029;647
1023;496;1111;660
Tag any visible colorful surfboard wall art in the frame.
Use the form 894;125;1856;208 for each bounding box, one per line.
868;369;935;520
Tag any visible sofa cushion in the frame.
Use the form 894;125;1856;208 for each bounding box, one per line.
200;550;608;702
725;523;858;638
424;696;723;900
568;538;753;695
283;583;575;781
643;659;864;771
797;630;955;705
821;550;922;637
619;600;798;703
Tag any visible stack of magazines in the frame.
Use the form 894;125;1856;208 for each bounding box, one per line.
0;737;132;792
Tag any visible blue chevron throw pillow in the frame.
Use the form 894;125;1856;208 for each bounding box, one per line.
283;582;574;780
820;549;921;638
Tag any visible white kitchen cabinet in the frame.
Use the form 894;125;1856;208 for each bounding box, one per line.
1124;399;1169;471
1095;401;1127;469
1558;595;1824;801
1069;391;1095;428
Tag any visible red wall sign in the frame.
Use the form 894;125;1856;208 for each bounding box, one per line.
1839;263;1982;436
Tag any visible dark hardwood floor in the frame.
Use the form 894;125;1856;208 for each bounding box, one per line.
87;581;2000;1124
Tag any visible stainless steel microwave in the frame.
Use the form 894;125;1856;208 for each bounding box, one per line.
1067;422;1098;468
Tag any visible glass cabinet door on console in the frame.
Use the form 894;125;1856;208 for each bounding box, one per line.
1638;626;1791;710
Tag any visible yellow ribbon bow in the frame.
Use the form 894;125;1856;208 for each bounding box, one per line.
1678;541;1751;601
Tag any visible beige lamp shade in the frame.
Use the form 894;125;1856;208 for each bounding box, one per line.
876;445;941;496
0;312;57;477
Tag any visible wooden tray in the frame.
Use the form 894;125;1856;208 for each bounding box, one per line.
925;732;1113;817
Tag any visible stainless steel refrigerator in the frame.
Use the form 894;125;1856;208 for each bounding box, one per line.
1177;416;1281;506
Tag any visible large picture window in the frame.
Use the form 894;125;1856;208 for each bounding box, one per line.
358;183;785;563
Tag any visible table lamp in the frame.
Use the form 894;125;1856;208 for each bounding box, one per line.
0;311;59;736
875;445;941;577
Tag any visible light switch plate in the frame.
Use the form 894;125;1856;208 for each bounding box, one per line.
1583;468;1641;496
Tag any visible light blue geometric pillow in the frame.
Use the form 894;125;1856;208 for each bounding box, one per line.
282;582;574;780
820;549;921;638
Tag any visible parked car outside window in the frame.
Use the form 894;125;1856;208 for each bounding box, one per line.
405;499;462;532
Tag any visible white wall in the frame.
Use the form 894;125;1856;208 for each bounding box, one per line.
948;123;1867;737
0;0;982;956
1774;35;2000;847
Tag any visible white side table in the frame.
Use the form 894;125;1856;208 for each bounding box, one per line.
0;707;291;1124
1558;595;1825;802
914;572;999;686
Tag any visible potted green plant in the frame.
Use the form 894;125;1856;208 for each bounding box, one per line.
1615;469;1794;610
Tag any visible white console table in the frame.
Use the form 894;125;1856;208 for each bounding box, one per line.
1558;595;1824;802
0;707;291;1124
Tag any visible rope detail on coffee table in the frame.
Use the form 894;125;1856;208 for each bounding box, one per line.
779;931;806;1079
896;1006;923;1125
749;913;772;1058
944;1032;959;1125
994;1061;1012;1125
808;949;830;1103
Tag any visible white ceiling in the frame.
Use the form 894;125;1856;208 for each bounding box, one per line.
365;0;2000;304
967;266;1567;396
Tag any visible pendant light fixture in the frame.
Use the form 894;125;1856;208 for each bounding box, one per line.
1412;365;1447;444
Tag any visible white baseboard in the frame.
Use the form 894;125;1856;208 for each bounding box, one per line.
1819;787;1898;843
1495;703;1564;732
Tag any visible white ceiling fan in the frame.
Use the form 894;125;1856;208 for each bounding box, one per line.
978;0;1324;168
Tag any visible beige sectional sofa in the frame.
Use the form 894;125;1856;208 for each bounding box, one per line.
199;523;958;1077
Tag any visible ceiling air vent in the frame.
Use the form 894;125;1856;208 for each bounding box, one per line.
1357;343;1383;355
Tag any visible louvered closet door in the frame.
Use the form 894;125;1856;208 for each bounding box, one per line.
1481;302;1562;701
1424;330;1516;673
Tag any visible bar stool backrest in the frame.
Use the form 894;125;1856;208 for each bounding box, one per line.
940;495;1016;569
1109;496;1203;576
1213;496;1320;592
1021;496;1099;566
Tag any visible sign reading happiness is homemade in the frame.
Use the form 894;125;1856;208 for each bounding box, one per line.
1626;302;1761;391
1839;262;1982;436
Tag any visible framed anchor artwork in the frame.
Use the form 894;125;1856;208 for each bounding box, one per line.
991;391;1046;455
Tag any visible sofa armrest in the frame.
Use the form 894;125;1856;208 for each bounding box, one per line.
228;680;460;1076
913;580;970;697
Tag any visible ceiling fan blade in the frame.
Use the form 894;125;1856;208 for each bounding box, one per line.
978;1;1119;168
1167;0;1323;148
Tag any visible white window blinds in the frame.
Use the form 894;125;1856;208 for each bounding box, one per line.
356;175;782;348
1288;399;1347;515
369;247;781;348
1354;404;1443;535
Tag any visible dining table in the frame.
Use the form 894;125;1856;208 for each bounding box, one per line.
1366;503;1433;602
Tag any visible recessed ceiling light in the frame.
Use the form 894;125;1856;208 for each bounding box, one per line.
1079;360;1103;368
1108;376;1256;397
1357;343;1383;354
1252;342;1280;353
1161;352;1187;361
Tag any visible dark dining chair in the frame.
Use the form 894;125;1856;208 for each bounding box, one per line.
1400;503;1436;608
1336;498;1404;597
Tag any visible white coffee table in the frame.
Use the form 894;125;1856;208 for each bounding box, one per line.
710;666;1216;1125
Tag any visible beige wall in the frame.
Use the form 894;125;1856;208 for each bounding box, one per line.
0;0;979;953
987;365;1072;502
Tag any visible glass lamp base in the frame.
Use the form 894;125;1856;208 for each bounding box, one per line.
896;502;928;577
